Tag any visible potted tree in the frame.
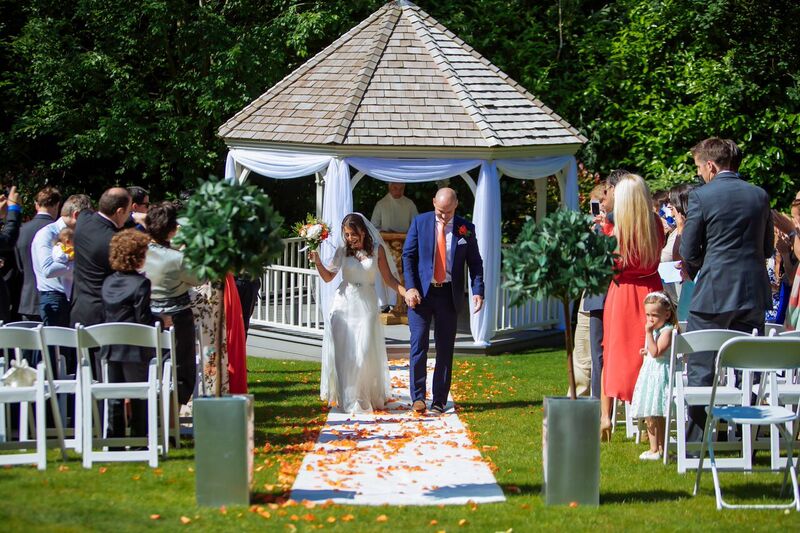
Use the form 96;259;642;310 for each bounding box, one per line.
503;208;616;506
175;179;284;507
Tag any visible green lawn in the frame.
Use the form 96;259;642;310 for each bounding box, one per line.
1;350;798;531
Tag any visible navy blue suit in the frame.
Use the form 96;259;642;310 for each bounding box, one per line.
402;212;483;407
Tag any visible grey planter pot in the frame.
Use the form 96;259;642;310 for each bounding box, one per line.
542;396;600;506
194;395;254;507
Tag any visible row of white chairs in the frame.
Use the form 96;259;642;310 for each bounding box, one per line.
0;322;179;469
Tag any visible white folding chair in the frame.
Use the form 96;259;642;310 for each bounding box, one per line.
765;323;786;336
160;326;180;453
0;326;66;469
611;400;640;441
78;323;161;468
694;336;800;511
753;330;800;471
664;328;752;472
40;326;82;453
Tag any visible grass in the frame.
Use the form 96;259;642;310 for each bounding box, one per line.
1;350;798;531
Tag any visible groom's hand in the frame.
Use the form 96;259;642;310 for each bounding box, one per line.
472;295;484;313
405;288;421;309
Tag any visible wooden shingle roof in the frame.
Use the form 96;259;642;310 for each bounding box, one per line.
218;1;586;150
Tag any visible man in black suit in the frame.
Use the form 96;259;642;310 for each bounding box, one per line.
15;186;61;322
679;137;773;441
0;186;23;322
71;188;132;376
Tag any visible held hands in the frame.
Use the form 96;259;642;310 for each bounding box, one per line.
639;348;648;358
405;288;421;309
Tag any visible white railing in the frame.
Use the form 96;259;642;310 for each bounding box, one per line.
494;276;562;333
252;237;561;336
252;238;324;334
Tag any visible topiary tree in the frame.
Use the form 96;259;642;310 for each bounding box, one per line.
503;209;617;399
174;178;285;396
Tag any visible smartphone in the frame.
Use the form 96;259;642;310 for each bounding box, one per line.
590;200;600;216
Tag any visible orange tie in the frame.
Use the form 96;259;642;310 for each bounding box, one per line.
433;220;446;283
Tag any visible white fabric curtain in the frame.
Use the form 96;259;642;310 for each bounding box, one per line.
224;148;332;182
222;149;579;343
470;162;501;346
320;158;352;319
347;158;482;183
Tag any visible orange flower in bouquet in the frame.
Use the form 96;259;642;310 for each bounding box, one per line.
293;214;331;266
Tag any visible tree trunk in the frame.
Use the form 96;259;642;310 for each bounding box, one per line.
215;280;226;398
562;299;576;400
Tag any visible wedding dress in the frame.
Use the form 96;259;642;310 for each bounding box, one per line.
320;244;392;413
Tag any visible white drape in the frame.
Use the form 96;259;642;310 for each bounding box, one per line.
224;148;332;182
320;158;352;318
223;149;578;344
470;162;501;346
347;158;482;182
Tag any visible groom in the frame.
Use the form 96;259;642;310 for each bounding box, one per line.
402;188;484;414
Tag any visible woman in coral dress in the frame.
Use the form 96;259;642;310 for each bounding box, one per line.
601;173;665;440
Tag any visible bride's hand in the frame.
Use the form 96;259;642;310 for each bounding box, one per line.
308;250;319;264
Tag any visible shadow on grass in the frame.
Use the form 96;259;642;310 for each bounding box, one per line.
248;368;319;376
500;483;543;495
601;489;689;504
456;400;543;413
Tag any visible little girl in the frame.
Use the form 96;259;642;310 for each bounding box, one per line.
630;291;678;460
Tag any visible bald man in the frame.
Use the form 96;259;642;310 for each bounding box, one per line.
402;188;484;414
71;187;132;331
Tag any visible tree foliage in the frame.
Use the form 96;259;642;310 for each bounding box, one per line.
503;209;617;397
174;178;285;281
503;210;617;306
1;0;798;210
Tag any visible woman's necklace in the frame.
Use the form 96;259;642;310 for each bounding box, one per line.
354;248;369;262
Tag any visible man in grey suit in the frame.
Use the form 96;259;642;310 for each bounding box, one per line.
679;137;773;442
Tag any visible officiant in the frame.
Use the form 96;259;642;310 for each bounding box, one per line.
371;183;418;312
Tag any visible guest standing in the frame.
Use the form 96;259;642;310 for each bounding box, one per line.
72;187;132;376
102;229;156;439
31;195;92;329
679;138;772;443
602;173;665;440
142;202;202;406
0;186;22;322
630;291;678;460
584;172;625;403
16;186;61;322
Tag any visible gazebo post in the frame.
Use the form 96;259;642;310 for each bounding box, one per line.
315;172;324;218
535;178;547;222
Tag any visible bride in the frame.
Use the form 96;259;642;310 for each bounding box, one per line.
309;213;406;413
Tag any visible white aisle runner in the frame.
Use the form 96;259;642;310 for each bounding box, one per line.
290;363;506;506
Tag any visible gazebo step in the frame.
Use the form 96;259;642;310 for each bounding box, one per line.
245;324;563;360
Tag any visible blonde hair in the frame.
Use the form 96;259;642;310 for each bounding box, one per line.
643;291;679;331
613;173;661;268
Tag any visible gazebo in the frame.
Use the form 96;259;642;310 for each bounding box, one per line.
219;0;586;352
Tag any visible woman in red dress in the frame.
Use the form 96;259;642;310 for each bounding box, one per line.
601;173;665;440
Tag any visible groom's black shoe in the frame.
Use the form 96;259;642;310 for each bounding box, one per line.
430;403;445;414
412;400;426;413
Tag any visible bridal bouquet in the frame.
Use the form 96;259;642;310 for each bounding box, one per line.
293;214;330;265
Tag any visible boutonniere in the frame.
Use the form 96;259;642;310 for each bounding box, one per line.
457;224;472;238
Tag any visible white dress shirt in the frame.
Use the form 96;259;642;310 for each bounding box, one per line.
436;218;454;283
31;218;73;298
